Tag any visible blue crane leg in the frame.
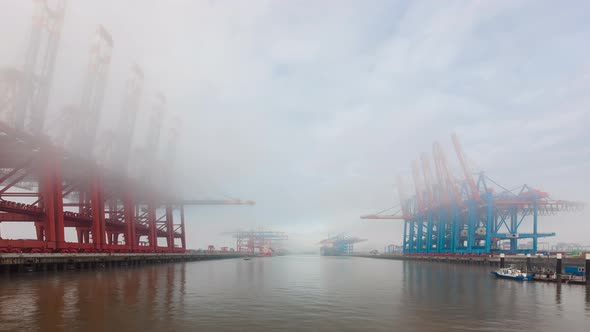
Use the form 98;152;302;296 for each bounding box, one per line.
533;197;538;253
403;220;408;253
451;206;459;252
467;201;476;253
409;221;415;253
510;209;518;252
485;192;493;253
416;216;423;253
426;212;433;252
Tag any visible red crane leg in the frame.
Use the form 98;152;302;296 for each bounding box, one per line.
147;201;157;251
40;145;58;249
76;228;83;243
91;173;105;251
82;229;90;243
54;170;65;249
166;205;174;250
124;188;136;252
34;222;44;241
49;148;66;250
180;204;186;250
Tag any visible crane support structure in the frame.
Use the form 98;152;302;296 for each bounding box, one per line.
362;134;584;255
0;122;254;253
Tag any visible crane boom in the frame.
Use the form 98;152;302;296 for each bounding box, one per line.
420;153;435;209
146;93;166;154
432;142;449;206
73;25;113;158
112;64;143;171
14;0;66;133
451;133;480;201
396;176;409;216
165;115;181;168
360;177;412;220
433;142;461;205
411;160;425;213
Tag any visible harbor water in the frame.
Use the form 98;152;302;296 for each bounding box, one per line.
1;255;589;331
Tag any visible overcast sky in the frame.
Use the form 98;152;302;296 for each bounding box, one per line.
1;0;589;251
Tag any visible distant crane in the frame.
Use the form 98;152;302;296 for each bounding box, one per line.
227;230;287;255
319;234;366;256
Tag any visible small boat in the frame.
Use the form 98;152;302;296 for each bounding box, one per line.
491;267;532;281
243;257;251;261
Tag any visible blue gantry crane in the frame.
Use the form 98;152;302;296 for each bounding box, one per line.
362;134;584;255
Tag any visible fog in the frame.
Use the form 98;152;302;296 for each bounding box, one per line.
1;0;588;252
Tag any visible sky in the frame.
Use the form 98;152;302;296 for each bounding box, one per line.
0;0;589;252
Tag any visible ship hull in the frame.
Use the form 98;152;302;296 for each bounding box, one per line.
491;271;532;281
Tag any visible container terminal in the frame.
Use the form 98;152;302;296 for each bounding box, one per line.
359;132;586;283
361;133;584;256
0;1;257;265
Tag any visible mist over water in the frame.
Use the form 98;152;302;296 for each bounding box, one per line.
1;256;589;332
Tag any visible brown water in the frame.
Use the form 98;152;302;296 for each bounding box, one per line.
1;256;589;331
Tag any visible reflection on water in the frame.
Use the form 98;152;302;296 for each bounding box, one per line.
0;263;188;331
0;256;588;331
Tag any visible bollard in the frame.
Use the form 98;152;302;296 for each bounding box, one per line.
585;253;590;285
500;253;505;268
556;253;563;281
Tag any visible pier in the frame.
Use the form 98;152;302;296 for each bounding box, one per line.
356;253;590;285
0;252;250;274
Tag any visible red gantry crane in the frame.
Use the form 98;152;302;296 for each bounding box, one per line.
0;1;256;253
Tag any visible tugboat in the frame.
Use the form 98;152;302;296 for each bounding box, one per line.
491;267;533;281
